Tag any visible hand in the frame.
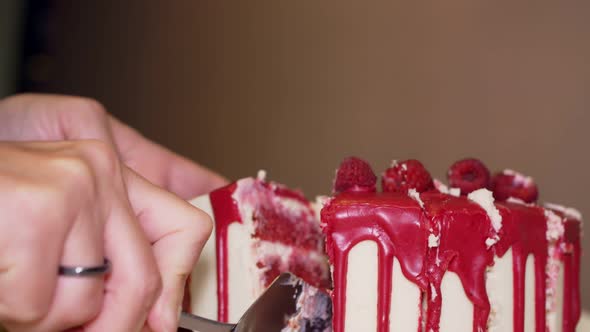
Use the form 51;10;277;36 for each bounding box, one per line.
0;140;212;332
0;94;227;331
0;93;227;199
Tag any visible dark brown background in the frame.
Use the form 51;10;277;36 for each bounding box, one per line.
41;1;589;309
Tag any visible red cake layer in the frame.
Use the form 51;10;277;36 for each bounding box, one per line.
321;191;582;332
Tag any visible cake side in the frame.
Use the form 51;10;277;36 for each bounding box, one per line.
321;157;582;332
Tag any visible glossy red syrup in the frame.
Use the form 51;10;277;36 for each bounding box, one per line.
555;214;582;332
420;192;497;332
209;183;240;322
322;191;581;332
494;202;548;332
321;192;429;332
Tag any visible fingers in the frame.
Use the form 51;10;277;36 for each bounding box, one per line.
0;94;116;146
0;94;228;198
83;169;162;332
124;168;213;331
0;141;107;331
109;116;228;198
12;214;106;332
85;203;161;332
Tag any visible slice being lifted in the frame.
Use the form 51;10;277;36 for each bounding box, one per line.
186;171;331;330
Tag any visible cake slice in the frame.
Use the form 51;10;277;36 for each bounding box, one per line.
185;171;332;329
320;157;582;332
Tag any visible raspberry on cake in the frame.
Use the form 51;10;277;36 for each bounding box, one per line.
186;172;331;329
447;158;491;194
491;169;539;203
381;159;434;194
321;157;582;332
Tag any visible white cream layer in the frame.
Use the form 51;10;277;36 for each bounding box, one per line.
345;240;421;332
188;194;218;320
343;243;545;332
487;249;514;332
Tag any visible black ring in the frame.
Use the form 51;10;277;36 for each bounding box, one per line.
58;259;111;277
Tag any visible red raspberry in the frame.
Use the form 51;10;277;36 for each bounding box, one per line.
382;159;434;193
333;157;377;193
447;158;490;194
491;170;539;203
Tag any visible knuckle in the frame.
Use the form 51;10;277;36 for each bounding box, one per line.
75;140;120;178
59;96;107;121
50;155;95;189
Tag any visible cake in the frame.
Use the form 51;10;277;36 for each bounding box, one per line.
186;171;332;330
184;157;582;332
321;157;582;332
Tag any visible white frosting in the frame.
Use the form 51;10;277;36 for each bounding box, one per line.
346;240;422;332
467;188;503;233
503;169;534;186
439;272;473;331
448;187;461;197
485;236;499;248
486;250;514;332
433;179;461;197
507;196;528;205
428;233;440;248
345;241;378;331
544;202;583;221
408;188;425;209
545;209;565;242
546;250;565;331
313;195;330;221
226;221;261;322
524;256;536;332
257;169;267;181
389;258;422;331
188;195;218;320
430;283;438;301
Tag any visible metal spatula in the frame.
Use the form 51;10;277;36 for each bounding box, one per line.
178;273;301;332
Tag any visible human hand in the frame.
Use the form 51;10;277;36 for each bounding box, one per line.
0;140;212;332
0;94;227;331
0;93;227;199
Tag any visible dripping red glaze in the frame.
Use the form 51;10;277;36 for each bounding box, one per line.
209;183;240;323
321;192;429;332
322;189;580;332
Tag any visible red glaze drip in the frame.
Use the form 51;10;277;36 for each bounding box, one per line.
209;183;240;323
420;192;496;332
321;192;429;332
495;202;548;332
561;218;582;332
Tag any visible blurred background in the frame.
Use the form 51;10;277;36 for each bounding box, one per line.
1;0;588;314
